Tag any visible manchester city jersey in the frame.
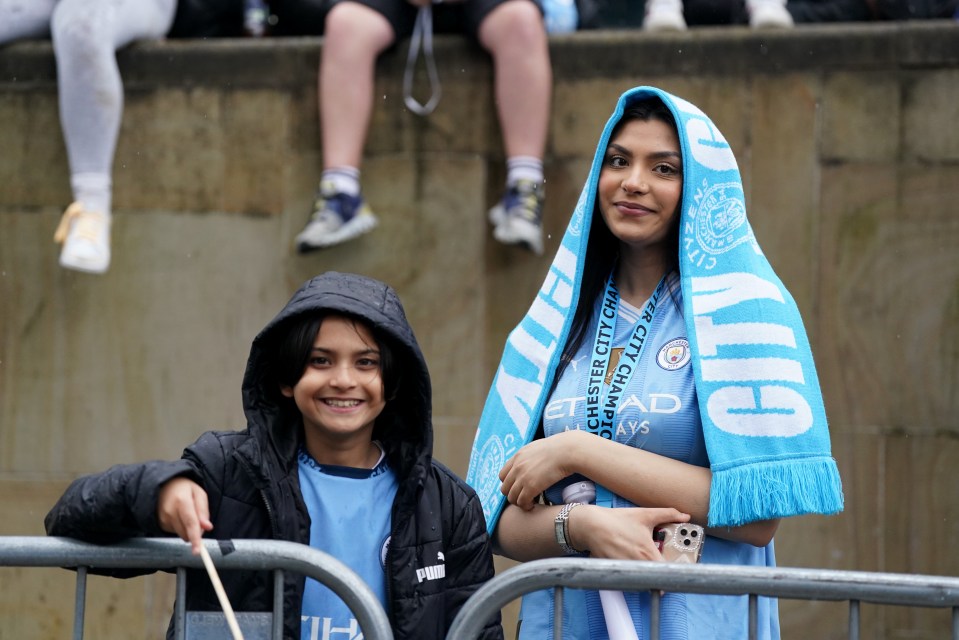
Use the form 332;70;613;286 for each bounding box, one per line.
520;278;780;640
543;276;706;507
298;446;398;640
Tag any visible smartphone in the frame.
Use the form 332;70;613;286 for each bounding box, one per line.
653;523;705;563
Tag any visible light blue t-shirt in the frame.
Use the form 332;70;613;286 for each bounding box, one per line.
298;446;398;640
518;277;780;640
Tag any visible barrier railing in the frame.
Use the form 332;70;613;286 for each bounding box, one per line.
7;538;959;639
0;536;393;640
447;557;959;640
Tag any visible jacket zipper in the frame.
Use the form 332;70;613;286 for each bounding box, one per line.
236;452;280;538
259;487;279;538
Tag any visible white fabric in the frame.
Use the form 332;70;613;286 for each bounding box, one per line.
0;0;176;213
0;0;56;43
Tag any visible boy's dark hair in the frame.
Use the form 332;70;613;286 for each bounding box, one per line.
270;312;399;402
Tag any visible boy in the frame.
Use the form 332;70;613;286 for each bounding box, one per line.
45;271;502;640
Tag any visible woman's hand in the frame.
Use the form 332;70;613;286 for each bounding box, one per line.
499;430;591;510
570;506;690;561
157;477;213;554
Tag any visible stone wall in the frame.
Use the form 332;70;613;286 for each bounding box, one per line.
1;22;958;638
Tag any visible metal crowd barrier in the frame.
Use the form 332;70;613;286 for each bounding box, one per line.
447;557;959;640
0;536;393;640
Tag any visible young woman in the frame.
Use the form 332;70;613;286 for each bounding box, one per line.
467;87;844;639
45;271;503;640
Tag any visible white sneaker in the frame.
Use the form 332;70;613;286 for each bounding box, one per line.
748;1;794;27
53;202;111;274
644;1;688;31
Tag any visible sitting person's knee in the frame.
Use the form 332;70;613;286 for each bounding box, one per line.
325;1;393;43
481;0;545;45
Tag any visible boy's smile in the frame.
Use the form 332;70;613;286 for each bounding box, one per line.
281;315;386;466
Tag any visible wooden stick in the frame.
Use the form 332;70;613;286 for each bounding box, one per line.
198;544;245;640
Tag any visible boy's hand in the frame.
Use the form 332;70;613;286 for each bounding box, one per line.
157;477;213;554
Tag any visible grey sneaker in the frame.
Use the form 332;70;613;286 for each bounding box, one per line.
489;179;545;256
295;183;378;252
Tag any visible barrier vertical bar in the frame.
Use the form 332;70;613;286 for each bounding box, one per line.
553;586;563;639
748;594;757;640
175;567;186;640
952;605;957;640
848;599;860;640
650;590;660;640
273;569;284;640
73;566;87;640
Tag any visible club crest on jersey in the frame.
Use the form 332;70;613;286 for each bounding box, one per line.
657;338;690;370
416;552;446;583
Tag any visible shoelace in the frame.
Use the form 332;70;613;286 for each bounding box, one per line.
313;192;357;225
403;6;442;116
510;184;544;223
53;203;105;246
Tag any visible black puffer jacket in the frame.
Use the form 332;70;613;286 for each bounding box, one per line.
45;272;503;640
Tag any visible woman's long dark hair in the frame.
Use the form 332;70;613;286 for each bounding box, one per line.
551;97;682;391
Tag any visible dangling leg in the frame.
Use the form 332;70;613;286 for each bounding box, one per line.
295;0;395;252
479;0;552;256
50;0;175;273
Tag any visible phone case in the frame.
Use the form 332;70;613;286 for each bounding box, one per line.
653;523;705;563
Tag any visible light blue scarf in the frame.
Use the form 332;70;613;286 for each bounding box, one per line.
467;86;844;532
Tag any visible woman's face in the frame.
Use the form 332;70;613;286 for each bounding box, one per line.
597;117;683;254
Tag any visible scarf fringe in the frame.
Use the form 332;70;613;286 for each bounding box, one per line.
708;457;845;528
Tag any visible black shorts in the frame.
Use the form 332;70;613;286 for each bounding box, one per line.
271;0;542;40
169;0;245;38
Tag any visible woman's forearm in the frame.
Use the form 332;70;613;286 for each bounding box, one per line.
565;430;779;546
492;503;567;562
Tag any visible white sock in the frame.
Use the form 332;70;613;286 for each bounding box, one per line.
70;172;112;215
506;156;544;187
321;167;361;197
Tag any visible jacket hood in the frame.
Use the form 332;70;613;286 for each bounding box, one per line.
242;272;432;475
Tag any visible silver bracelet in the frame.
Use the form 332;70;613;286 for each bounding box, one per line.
554;502;585;555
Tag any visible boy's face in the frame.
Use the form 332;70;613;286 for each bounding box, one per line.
281;316;386;454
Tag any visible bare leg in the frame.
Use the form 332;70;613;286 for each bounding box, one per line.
477;0;551;161
319;1;394;170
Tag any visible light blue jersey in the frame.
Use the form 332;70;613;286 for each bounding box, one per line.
519;279;780;640
298;446;398;640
